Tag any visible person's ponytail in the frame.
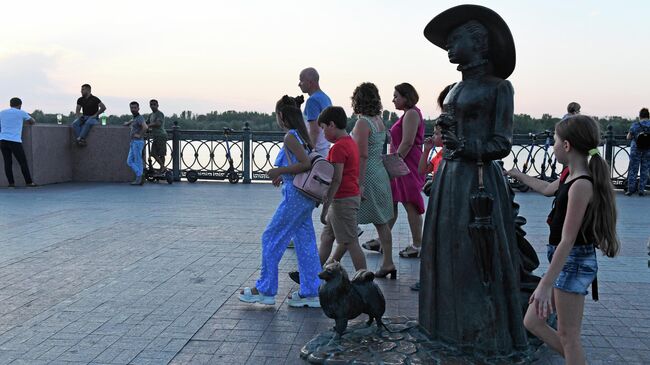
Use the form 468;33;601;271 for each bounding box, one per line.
556;115;620;257
276;95;313;151
585;153;620;257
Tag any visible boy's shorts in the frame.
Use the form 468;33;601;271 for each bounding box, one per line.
322;196;360;244
547;244;598;295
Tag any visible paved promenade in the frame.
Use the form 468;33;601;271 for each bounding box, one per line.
0;182;647;364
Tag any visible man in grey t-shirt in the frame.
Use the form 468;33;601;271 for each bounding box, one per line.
146;99;167;172
123;101;148;185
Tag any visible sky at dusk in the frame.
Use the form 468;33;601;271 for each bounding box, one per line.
1;0;648;119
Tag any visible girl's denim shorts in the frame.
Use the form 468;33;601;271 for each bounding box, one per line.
547;244;598;295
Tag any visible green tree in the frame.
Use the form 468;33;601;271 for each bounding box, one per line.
25;109;634;135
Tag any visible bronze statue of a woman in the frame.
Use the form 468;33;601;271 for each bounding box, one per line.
419;5;529;356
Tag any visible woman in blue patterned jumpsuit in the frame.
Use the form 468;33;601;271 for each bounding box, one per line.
625;108;650;196
239;96;322;307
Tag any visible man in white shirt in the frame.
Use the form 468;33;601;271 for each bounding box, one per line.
0;98;37;187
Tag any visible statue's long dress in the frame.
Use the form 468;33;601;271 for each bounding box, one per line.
419;75;529;355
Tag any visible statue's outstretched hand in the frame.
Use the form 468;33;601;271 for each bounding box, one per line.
435;112;455;129
441;129;465;156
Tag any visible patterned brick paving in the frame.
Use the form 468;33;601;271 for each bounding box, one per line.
0;183;647;364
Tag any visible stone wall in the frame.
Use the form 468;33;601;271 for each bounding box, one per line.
0;124;136;187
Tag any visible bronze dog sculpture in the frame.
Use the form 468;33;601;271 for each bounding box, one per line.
318;261;386;340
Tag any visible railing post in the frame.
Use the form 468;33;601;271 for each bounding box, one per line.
243;122;251;184
172;120;181;182
605;124;614;170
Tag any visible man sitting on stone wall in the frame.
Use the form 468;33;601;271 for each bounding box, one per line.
71;84;106;146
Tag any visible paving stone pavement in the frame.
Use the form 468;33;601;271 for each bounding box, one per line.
0;182;647;365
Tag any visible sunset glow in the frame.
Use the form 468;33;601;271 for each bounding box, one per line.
1;0;648;119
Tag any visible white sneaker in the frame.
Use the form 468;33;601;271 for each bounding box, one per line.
287;291;320;308
239;287;275;305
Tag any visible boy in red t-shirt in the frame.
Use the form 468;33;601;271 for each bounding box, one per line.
317;106;367;271
418;125;444;176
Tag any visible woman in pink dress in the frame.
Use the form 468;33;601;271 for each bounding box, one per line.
363;83;425;257
388;83;426;257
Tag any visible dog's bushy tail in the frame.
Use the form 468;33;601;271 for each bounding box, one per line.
351;269;375;283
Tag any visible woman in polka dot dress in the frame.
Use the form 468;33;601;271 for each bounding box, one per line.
350;83;396;279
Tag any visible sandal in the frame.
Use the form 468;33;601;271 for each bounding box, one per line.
374;266;397;280
361;238;383;253
287;291;320;308
239;287;275;305
399;245;420;258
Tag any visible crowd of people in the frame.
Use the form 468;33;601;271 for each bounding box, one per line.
0;68;643;365
0;70;645;365
0;4;644;362
239;68;431;307
0;84;169;187
1;83;647;195
234;62;627;364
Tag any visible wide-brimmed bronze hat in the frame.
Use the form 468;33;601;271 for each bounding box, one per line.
424;4;516;79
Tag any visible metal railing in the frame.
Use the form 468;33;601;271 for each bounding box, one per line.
151;122;638;189
508;125;639;189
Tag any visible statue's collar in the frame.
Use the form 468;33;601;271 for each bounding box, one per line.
458;59;489;80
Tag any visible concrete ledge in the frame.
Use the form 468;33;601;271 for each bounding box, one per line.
29;125;72;185
1;124;135;187
71;126;134;182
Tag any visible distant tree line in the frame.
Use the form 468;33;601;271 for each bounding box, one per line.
30;109;635;135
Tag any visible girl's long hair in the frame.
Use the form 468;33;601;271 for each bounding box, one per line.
275;95;312;151
555;115;620;257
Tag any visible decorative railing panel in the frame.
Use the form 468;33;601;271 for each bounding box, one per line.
251;132;285;181
177;130;244;181
159;122;639;189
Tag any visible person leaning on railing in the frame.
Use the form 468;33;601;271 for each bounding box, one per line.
123;102;148;186
0;97;37;188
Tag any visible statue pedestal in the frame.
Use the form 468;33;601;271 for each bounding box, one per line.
300;316;536;365
300;317;431;365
